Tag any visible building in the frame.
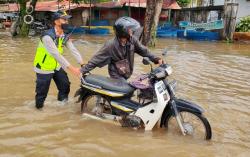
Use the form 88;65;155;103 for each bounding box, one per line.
235;0;250;22
0;0;180;27
92;0;181;25
172;0;225;25
0;0;90;26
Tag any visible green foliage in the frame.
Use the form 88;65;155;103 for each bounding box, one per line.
71;0;84;4
176;0;191;7
235;16;250;32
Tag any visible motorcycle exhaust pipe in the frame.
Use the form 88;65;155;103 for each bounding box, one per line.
81;113;122;126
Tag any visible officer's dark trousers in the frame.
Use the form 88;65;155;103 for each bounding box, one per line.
35;68;70;108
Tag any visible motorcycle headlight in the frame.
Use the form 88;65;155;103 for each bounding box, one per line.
165;65;173;76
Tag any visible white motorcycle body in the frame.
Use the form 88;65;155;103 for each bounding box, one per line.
133;81;170;130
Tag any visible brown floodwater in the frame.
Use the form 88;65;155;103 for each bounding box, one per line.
0;30;250;157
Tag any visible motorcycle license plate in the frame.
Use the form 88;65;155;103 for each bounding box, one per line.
156;81;166;94
156;81;170;101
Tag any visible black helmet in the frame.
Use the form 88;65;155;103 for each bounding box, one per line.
113;17;141;39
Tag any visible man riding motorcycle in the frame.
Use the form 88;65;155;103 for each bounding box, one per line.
80;17;163;79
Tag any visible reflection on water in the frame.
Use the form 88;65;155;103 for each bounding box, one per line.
0;31;250;157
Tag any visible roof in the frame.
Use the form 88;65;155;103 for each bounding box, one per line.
162;0;181;9
96;0;181;9
0;0;91;12
0;0;180;12
35;1;91;12
95;1;122;8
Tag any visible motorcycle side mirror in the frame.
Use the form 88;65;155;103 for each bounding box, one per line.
162;48;168;56
142;57;151;65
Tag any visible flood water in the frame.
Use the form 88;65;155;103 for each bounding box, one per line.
0;30;250;157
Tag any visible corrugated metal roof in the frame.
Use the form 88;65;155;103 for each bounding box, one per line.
95;1;123;8
96;0;181;9
162;0;181;9
0;0;91;12
0;0;180;12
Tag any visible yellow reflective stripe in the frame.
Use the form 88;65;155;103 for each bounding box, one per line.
58;38;63;54
82;85;124;97
62;11;68;16
110;102;133;112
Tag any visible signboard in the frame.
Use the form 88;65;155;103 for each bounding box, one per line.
179;20;224;31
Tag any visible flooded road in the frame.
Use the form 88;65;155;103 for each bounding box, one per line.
0;31;250;157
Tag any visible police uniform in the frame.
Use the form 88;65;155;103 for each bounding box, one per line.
33;27;83;109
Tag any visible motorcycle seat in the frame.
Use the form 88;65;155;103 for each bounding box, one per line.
84;74;135;94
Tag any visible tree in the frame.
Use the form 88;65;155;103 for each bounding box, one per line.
14;0;85;37
176;0;191;7
16;0;37;36
11;0;38;37
142;0;163;46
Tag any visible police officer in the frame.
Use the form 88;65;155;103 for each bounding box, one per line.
33;11;83;109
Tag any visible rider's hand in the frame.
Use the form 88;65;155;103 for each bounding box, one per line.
157;58;164;65
82;72;89;78
80;63;86;68
68;65;81;78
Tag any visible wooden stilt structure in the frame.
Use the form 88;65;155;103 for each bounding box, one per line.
223;0;239;40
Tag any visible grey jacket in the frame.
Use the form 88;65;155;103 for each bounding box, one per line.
81;36;160;79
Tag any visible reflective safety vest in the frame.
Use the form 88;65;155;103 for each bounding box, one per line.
33;28;69;71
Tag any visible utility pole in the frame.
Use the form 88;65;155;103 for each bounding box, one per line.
58;0;59;10
139;0;140;21
89;0;91;30
68;0;70;14
128;0;131;17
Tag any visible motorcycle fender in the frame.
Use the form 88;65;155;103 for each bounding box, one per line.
160;99;204;127
175;99;204;114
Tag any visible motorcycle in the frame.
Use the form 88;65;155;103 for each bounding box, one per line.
75;50;212;140
28;21;50;36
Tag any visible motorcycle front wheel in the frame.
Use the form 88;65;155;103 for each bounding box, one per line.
163;110;212;140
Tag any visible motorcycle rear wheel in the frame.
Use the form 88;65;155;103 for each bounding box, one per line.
81;94;112;117
164;110;212;140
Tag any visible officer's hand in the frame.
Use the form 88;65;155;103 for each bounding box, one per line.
81;72;88;79
68;65;81;78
